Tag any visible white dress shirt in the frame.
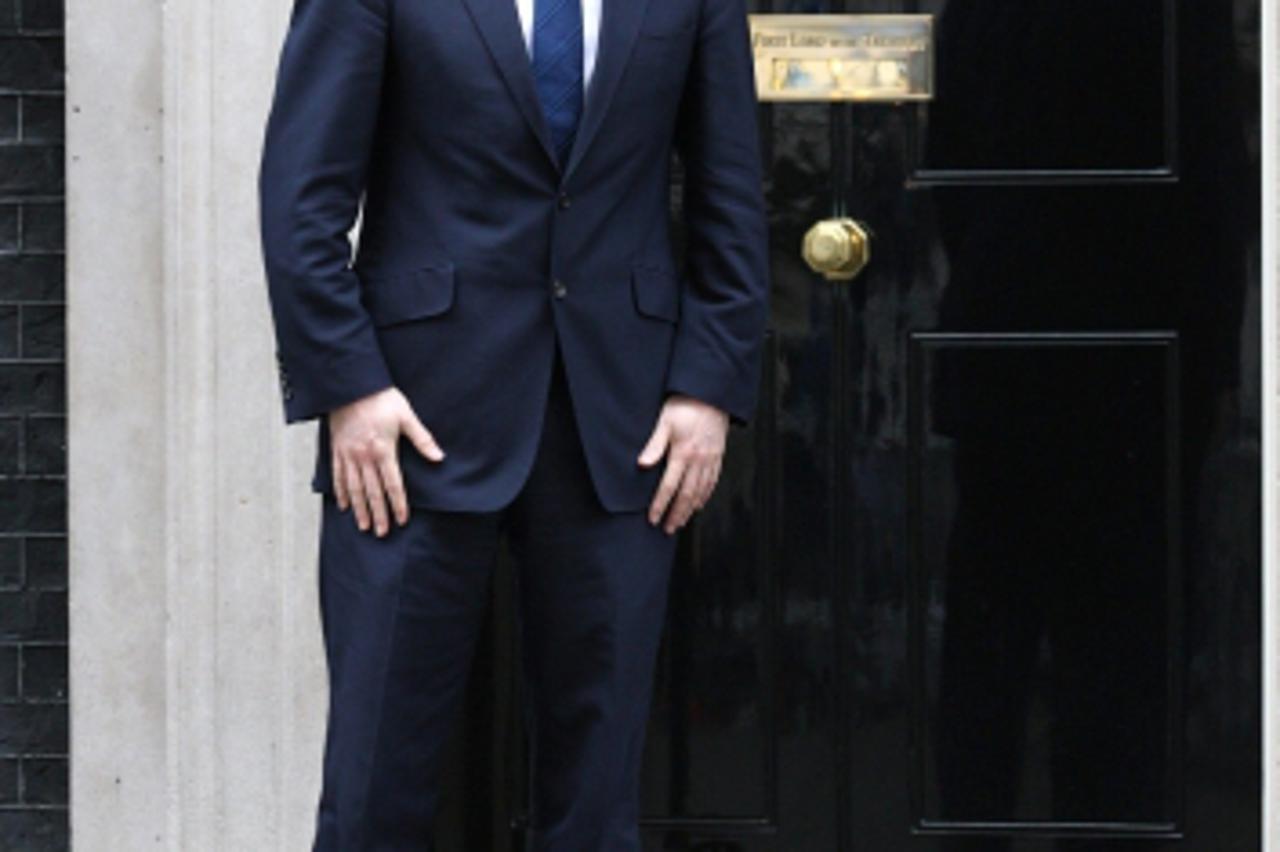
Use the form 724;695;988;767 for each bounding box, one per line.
515;0;601;91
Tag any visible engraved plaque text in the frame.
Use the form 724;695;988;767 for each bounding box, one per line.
749;14;934;102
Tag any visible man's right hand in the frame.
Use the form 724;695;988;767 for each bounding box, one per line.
328;387;445;537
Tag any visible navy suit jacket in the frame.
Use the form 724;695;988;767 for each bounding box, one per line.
257;0;770;513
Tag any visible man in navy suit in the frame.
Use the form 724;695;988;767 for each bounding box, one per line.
257;0;768;845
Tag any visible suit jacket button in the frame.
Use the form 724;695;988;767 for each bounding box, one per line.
551;279;568;299
557;193;572;210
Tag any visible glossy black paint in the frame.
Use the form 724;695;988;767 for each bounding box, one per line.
437;1;1263;849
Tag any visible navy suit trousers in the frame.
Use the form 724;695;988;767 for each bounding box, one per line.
311;342;677;851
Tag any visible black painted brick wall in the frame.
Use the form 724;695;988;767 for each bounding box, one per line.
0;0;67;849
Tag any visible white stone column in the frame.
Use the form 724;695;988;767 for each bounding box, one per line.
66;0;328;847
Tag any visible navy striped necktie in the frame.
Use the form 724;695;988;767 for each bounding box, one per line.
531;0;584;167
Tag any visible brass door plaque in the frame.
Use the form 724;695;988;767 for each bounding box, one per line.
749;14;934;102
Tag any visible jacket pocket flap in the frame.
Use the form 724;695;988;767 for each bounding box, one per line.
361;262;456;327
631;263;681;323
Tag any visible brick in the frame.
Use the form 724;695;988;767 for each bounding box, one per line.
0;809;66;851
19;305;57;359
19;646;61;700
0;10;65;840
0;538;17;589
0;759;16;803
19;95;58;143
18;306;56;360
18;0;60;31
0;646;14;700
0;310;15;361
0;37;61;91
0;592;63;641
0;364;63;414
0;145;60;196
0;96;15;140
22;416;59;474
0;701;65;754
21;757;63;805
22;538;60;590
0;418;17;474
0;481;63;534
0;205;17;250
18;202;59;251
0;255;62;301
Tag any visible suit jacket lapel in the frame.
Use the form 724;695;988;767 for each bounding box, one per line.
459;0;654;182
562;0;653;182
460;0;561;171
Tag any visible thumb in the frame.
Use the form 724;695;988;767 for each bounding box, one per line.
401;407;445;462
637;417;670;468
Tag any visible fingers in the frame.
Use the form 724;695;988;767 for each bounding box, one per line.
702;456;723;506
335;434;396;536
361;460;391;536
401;410;445;462
650;451;723;534
343;454;372;532
332;448;350;510
648;455;685;526
637;419;670;468
663;461;703;534
692;454;722;509
378;452;410;527
688;460;712;512
649;443;725;534
330;395;442;536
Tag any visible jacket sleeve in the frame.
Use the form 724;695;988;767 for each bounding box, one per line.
257;0;395;424
668;0;771;427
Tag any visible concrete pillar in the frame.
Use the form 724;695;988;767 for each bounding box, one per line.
67;0;327;846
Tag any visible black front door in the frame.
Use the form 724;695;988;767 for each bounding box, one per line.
633;1;1263;849
439;1;1263;849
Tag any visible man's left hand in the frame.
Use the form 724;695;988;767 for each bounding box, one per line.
638;394;729;534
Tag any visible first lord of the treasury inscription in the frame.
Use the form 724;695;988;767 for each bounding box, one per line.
749;14;934;102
